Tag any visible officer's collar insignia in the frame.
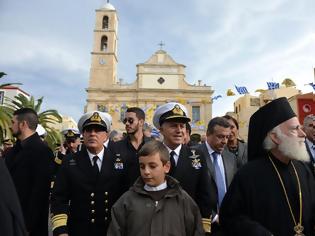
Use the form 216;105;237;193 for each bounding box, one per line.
90;112;102;123
114;158;124;170
67;130;75;137
171;105;184;116
189;149;200;159
191;158;202;169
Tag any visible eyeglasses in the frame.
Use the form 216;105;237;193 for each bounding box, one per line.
123;118;134;124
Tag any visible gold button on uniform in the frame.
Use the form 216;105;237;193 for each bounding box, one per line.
91;193;95;197
105;192;108;196
105;200;108;204
91;209;95;213
105;217;108;221
105;208;108;212
91;201;95;205
91;219;95;223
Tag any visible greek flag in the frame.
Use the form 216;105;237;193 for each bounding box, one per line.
309;83;315;90
235;85;249;94
267;82;279;90
212;95;222;100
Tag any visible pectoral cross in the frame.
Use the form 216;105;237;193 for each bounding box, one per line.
294;224;304;236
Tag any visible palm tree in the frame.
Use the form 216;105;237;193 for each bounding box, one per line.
7;93;63;149
0;72;20;143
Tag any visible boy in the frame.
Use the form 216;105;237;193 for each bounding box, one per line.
107;140;205;236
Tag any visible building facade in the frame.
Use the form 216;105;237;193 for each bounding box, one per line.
232;86;303;140
0;86;30;107
85;2;213;134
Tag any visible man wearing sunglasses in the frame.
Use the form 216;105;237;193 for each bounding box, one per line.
111;107;152;187
153;102;216;234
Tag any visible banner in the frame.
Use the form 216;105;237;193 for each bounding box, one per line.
297;98;315;124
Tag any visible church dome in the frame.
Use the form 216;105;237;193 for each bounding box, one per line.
101;3;115;10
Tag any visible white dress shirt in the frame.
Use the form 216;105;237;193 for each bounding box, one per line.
164;144;182;165
87;147;104;171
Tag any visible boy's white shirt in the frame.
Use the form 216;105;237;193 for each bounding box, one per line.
144;181;167;192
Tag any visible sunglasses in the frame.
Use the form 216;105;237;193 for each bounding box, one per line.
123;118;134;124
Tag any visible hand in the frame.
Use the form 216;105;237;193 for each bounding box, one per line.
60;145;67;155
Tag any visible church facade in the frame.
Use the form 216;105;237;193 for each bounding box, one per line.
85;2;213;134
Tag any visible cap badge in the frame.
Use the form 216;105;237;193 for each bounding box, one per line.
172;105;184;116
67;130;75;137
90;112;102;123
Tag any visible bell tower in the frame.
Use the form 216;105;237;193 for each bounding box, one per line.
88;1;118;89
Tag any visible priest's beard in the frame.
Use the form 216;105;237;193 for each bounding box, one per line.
277;131;309;162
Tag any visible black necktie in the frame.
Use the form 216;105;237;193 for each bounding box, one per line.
169;151;176;176
92;156;99;178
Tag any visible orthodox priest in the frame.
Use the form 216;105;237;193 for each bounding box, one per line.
220;97;315;236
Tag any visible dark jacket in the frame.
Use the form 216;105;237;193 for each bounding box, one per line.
5;133;54;236
196;142;238;204
110;136;152;187
220;156;315;236
169;145;217;219
50;146;129;236
222;140;248;170
0;158;27;236
305;140;315;177
107;176;205;236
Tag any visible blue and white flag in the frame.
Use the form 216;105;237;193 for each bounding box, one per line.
235;85;249;94
212;95;222;100
267;82;279;90
309;83;315;90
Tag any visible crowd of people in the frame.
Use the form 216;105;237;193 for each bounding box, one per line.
1;97;315;236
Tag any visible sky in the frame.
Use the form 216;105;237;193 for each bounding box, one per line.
1;0;314;123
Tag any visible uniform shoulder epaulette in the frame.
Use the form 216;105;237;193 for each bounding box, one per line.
54;156;62;165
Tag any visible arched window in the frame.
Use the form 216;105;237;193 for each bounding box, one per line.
101;36;108;51
102;16;109;30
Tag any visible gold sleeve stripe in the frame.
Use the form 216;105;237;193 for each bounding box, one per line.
51;214;68;230
54;157;62;165
202;217;211;233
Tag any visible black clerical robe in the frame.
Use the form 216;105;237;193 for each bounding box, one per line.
220;155;315;236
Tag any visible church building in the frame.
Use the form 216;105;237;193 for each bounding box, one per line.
85;2;213;134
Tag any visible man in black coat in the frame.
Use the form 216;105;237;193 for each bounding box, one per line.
153;102;217;234
0;158;27;236
220;97;315;236
51;111;128;236
110;107;151;187
5;108;54;236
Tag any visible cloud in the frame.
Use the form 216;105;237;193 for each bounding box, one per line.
1;0;314;121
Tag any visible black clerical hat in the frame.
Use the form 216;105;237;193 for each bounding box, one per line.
247;97;296;161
